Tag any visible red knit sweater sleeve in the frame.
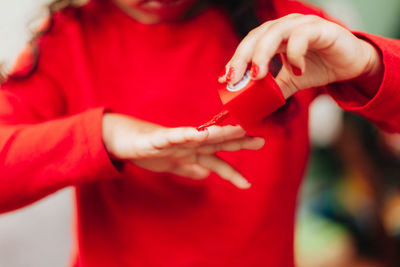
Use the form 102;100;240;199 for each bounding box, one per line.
270;0;400;133
0;83;119;214
0;21;120;215
324;33;400;133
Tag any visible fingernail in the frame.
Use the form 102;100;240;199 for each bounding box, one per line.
250;63;260;78
236;179;251;189
291;65;302;76
218;67;227;79
254;137;266;147
226;67;235;83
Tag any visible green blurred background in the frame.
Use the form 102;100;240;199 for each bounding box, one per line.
310;0;400;37
296;1;400;266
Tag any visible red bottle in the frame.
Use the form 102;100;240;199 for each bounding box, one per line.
198;70;286;132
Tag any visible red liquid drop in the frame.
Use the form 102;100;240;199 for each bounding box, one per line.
197;109;230;131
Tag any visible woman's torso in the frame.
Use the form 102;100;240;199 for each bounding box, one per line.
48;3;313;266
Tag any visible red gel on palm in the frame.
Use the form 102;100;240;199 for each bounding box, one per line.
198;70;286;132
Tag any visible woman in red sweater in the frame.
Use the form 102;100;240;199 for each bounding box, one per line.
0;0;399;266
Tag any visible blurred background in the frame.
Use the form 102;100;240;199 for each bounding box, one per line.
0;0;399;266
298;1;400;266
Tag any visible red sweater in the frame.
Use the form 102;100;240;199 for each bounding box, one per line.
0;0;399;266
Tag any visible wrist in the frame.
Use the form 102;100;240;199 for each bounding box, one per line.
364;39;383;75
102;112;118;159
353;39;384;96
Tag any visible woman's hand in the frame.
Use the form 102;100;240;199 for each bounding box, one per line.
219;13;383;98
102;113;265;189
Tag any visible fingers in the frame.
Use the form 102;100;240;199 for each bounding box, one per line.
218;27;265;84
171;163;211;179
134;125;249;159
251;14;313;79
197;154;251;189
150;127;208;149
197;137;265;154
150;135;265;159
202;125;246;144
220;14;301;84
133;157;211;179
286;21;330;74
136;154;251;189
218;22;273;84
220;14;332;84
150;125;246;148
149;125;246;149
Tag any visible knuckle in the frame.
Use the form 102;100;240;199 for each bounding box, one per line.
182;126;194;134
290;26;307;37
227;169;238;180
285;13;301;19
304;14;320;21
266;22;281;35
326;23;341;35
231;54;249;67
252;44;269;62
258;20;273;30
157;128;168;136
246;27;261;39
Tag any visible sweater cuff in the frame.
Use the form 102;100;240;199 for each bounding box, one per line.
324;32;400;132
82;107;123;182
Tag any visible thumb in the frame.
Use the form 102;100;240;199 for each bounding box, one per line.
274;66;300;99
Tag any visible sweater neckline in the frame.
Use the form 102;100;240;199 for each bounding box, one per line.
94;0;218;29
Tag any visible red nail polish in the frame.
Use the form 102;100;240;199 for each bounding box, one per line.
226;67;235;82
292;65;302;76
218;68;227;79
250;63;260;78
282;53;288;63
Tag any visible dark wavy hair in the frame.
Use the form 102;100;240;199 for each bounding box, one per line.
6;0;274;81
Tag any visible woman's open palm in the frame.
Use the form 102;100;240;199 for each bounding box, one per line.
102;113;265;189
